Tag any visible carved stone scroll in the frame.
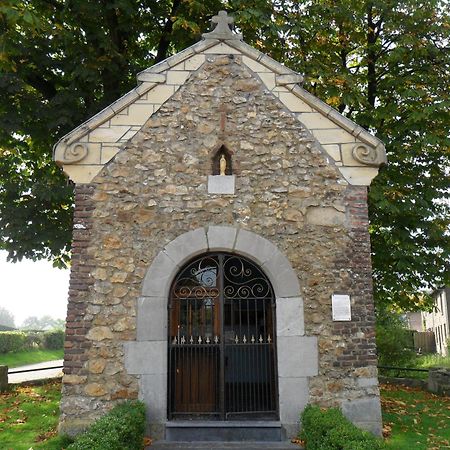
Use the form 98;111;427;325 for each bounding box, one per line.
352;144;384;167
60;143;88;164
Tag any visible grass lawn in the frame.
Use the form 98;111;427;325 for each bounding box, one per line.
380;354;450;380
0;380;72;450
381;383;450;450
416;354;450;369
0;349;64;368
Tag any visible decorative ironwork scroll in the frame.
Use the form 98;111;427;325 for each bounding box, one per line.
223;255;272;299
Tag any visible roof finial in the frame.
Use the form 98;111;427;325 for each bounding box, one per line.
202;11;242;41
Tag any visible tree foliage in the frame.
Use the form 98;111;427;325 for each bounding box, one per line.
0;0;448;309
20;315;65;331
0;306;15;328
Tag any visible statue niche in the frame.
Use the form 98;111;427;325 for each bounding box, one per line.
212;146;233;176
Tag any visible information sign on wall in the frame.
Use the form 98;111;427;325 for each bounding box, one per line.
332;294;351;321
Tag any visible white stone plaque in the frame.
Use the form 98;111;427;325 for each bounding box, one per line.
332;294;351;321
208;175;235;194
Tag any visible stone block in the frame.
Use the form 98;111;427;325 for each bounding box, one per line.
207;225;237;251
312;128;355;145
100;146;120;164
306;206;345;227
276;73;304;85
276;297;304;336
341;397;382;436
166;70;191;85
357;377;378;388
136;72;166;83
207;175;235;194
184;54;205;71
257;72;276;90
204;43;241;54
242;56;271;72
139;373;167;421
322;144;341;161
86;326;113;341
278;92;313;112
234;229;278;266
163;228;208;267
262;250;300;298
142;251;178;298
111;103;154;126
0;366;7;392
63;164;103;184
67;143;101;165
88;125;130;143
119;129;139;142
279;377;309;424
277;336;318;378
297;112;338;130
146;85;175;104
137;297;167;341
124;341;166;375
338;167;379;186
341;143;367;166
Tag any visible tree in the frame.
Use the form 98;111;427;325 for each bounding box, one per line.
0;306;15;328
20;315;64;330
1;1;448;309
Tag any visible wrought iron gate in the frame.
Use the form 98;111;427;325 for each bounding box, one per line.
168;253;278;420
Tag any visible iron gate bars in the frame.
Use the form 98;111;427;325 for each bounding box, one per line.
168;253;278;420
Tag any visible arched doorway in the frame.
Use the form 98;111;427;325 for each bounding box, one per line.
168;252;278;420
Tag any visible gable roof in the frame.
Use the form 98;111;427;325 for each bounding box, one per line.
53;11;386;185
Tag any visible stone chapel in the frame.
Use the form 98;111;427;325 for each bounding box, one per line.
54;11;387;443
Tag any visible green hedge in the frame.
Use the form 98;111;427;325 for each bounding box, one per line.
0;330;65;353
300;405;386;450
0;331;27;353
43;330;65;349
67;400;146;450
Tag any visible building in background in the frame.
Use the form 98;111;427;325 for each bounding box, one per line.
406;286;450;356
423;287;450;356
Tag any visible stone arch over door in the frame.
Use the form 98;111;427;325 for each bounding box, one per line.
124;226;318;438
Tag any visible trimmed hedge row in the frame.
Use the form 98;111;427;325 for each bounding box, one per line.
67;400;146;450
300;405;386;450
0;332;26;353
0;330;65;353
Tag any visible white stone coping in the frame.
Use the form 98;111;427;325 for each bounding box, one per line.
53;35;386;184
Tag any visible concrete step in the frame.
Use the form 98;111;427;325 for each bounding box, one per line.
165;421;283;442
150;441;301;449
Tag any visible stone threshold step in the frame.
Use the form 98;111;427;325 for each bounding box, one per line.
166;420;281;428
149;441;301;449
165;421;283;442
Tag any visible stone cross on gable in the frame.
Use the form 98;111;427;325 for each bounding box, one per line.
202;10;243;41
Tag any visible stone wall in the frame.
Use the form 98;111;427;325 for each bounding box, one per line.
60;54;381;435
428;368;450;396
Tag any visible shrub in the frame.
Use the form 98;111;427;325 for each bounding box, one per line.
376;314;416;367
300;405;386;450
24;331;45;349
67;400;146;450
0;331;27;353
43;330;65;349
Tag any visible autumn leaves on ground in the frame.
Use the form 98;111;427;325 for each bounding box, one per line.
0;381;449;450
381;384;450;449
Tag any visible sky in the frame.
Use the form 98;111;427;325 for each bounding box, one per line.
0;250;70;327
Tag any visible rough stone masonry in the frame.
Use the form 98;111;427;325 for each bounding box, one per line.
55;11;386;440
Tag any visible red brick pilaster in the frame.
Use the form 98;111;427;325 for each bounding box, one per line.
332;185;378;369
64;184;95;375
